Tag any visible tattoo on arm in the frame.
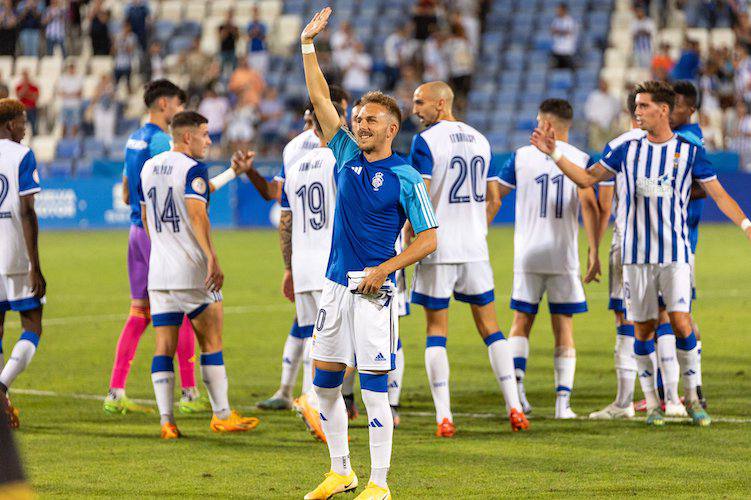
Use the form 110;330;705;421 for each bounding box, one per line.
279;211;292;270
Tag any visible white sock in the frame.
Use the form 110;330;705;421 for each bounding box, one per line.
425;336;451;423
614;329;637;408
151;355;175;425
108;387;126;400
485;333;522;412
387;341;405;407
634;340;659;410
341;370;355;397
656;333;680;405
676;333;700;404
0;332;40;389
696;340;703;387
508;335;529;382
314;376;350;475
554;346;576;416
200;351;231;420
360;374;393;489
301;337;313;395
279;330;305;399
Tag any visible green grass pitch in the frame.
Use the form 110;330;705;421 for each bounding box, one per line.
5;226;751;498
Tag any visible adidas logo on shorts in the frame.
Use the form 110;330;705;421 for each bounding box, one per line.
374;352;386;362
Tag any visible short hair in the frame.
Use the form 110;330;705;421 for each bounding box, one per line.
352;97;363;109
170;111;208;130
359;91;402;126
672;80;699;108
143;79;186;108
539;98;573;121
309;102;345;136
627;90;637;117
634;80;676;111
328;84;351;106
0;98;26;124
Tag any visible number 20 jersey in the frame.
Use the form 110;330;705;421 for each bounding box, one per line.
410;120;494;264
139;151;210;290
280;147;337;293
499;142;590;274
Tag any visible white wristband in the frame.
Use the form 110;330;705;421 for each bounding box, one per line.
742;218;751;231
210;167;237;191
550;149;563;162
301;43;315;55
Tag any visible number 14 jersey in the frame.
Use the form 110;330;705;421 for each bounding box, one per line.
410;120;494;264
280;147;337;293
499;142;590;274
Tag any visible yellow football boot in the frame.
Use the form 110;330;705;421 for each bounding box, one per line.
304;470;358;499
160;422;182;439
294;392;326;443
354;482;391;500
210;410;260;432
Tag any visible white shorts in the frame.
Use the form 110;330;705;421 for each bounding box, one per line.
295;290;322;327
689;252;697;300
395;268;410;317
0;272;46;312
312;279;398;372
608;240;626;313
149;288;223;326
411;261;495;310
510;272;587;315
623;263;692;322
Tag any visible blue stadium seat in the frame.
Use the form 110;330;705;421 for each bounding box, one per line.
45;159;74;177
175;21;201;38
153;20;175;43
56;139;82;160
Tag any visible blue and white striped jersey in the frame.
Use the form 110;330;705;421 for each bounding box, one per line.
598;134;716;265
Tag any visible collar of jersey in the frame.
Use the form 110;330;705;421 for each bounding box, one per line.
354;151;404;168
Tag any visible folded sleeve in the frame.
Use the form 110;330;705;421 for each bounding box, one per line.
692;146;717;182
409;134;434;177
185;162;210;203
498;152;516;189
394;165;438;234
18;150;41;196
327;127;360;171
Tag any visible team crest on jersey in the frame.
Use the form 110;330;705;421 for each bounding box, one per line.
372;172;384;191
191;177;207;195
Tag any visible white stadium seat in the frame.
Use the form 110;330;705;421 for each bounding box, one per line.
686;27;709;55
89;56;114;76
14;56;39;76
184;1;207;22
31;135;58;163
211;0;236;18
710;28;735;49
605;48;627;70
39;56;64;82
159;0;184;22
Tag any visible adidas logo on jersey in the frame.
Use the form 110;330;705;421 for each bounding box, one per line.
374;352;386;362
369;418;384;428
352;166;362;175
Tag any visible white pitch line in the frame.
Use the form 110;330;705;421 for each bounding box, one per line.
10;388;751;424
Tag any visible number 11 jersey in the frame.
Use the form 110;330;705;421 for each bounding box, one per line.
280;147;337;293
410;120;495;264
139;151;210;290
499;142;590;274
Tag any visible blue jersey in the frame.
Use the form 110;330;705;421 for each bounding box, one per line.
326;128;438;286
123;123;172;226
674;122;704;253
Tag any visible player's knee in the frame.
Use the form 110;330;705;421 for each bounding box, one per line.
19;308;43;336
669;314;693;338
510;312;534;337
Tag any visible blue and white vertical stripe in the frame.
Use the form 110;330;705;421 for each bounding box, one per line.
414;181;438;228
599;135;716;265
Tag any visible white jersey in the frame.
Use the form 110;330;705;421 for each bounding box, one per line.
276;128;319;181
409;120;494;264
0;139;41;274
500;141;590;274
598;129;646;243
280;147;337;293
140;151;211;290
599;133;716;265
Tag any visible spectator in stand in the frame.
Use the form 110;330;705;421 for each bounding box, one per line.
734;12;751;51
228;57;265;107
422;26;449;82
412;0;439;41
584;79;621;150
446;21;474;109
550;3;578;70
246;5;269;75
631;7;656;68
450;7;480;56
68;0;85;54
0;0;18;57
146;41;165;81
651;41;674;80
89;74;117;147
56;60;84;137
383;23;417;91
219;8;240;77
198;87;231;151
257;87;285;152
340;41;373;102
331;20;357;59
728;100;751;169
226;104;257;153
113;22;138;94
125;0;150;52
670;38;701;81
43;0;67;57
17;0;44;57
181;36;221;105
87;0;112;56
734;44;751;104
15;70;39;134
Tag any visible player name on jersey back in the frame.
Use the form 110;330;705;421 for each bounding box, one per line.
280;147;337;293
140;151;211;290
501;142;590;274
410;120;493;264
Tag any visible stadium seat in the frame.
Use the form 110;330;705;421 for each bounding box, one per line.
711;27;735;48
56;139;82;160
605;48;627;69
154;20;176;43
184;1;207;22
159;0;184;22
14;56;38;76
45;159;75;177
687;27;710;54
31;136;58;163
39;56;64;81
0;56;12;78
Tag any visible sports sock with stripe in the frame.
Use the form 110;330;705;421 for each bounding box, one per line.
301;336;314;395
387;338;404;407
200;351;230;420
634;339;660;410
554;346;576;416
656;323;680;406
313;369;350;476
279;321;306;399
176;315;197;390
508;335;529;407
0;332;40;390
151;355;175;425
360;373;392;489
614;325;637;408
485;331;522;412
676;332;700;404
425;335;452;423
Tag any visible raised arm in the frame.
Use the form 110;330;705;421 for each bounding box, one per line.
701;179;751;241
579;186;601;283
300;8;341;144
186;199;224;291
19;195;46;298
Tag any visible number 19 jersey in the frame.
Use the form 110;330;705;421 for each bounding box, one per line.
280;147;337;293
139;151;210;290
410;120;494;264
499;142;590;274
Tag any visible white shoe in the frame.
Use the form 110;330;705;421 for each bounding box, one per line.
589;402;635;420
664;402;688;417
555;407;578;419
